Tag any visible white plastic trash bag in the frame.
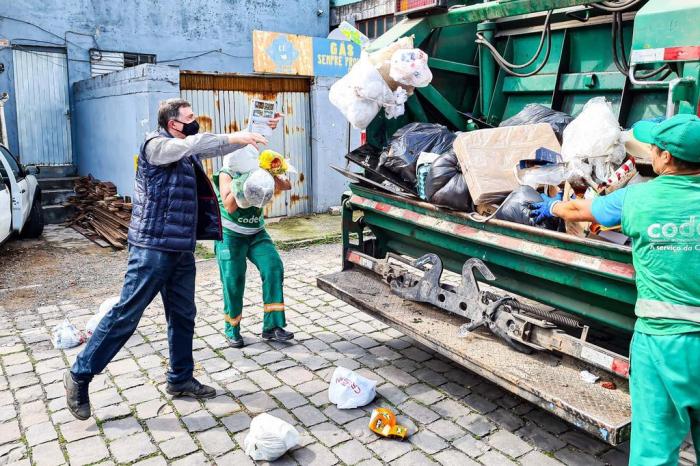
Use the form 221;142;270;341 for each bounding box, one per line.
389;49;433;88
243;169;275;207
244;413;299;461
224;144;260;174
328;366;377;409
52;319;84;349
86;296;119;338
561;97;626;184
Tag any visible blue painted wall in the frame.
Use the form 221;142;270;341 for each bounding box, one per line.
0;0;330;157
73;65;180;196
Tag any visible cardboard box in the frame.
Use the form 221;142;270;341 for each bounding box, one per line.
454;124;561;205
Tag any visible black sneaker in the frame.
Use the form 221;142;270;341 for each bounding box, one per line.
262;327;295;342
227;336;245;348
64;370;91;420
166;377;216;399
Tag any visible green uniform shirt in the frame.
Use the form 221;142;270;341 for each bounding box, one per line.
620;175;700;335
213;168;265;236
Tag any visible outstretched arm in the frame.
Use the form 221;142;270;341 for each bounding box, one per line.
145;132;269;166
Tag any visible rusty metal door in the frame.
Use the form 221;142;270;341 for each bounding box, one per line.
181;74;311;218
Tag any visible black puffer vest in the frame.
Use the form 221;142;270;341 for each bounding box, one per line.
127;130;222;252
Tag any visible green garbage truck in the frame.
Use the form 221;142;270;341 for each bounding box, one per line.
318;0;700;445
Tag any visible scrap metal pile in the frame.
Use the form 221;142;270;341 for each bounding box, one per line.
65;176;131;249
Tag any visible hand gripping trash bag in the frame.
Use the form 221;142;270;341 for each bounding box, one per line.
243;169;275;208
224;144;260;174
495;185;561;231
379;122;456;186
86;296;120;338
244;413;299;461
424;150;473;212
499;104;574;143
328;366;377;409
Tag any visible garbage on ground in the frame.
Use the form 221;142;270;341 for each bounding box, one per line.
379;122;456;186
244;413;299;461
389;48;432;88
52;319;84;349
86;296;120;338
424;150;473;212
328;366;377;409
495;185;562;231
369;408;409;439
600;381;617;390
499;104;574;143
580;370;600;384
454;123;561;205
561;97;626;185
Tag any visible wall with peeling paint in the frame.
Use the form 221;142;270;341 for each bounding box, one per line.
0;0;330;156
73;65;180;196
310;76;360;213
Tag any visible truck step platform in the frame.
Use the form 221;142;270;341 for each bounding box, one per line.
317;268;631;445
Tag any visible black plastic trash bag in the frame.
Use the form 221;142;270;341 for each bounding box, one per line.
495;185;561;230
424;150;473;212
499;104;573;142
379;122;456;185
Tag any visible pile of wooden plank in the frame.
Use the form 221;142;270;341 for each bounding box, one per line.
65;176;132;249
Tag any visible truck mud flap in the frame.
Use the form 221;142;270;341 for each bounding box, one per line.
317;268;631;445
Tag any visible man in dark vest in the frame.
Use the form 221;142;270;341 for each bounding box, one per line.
64;98;274;420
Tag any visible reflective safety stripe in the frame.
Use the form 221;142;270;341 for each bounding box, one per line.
636;299;700;323
221;217;264;236
264;303;285;312
224;314;242;326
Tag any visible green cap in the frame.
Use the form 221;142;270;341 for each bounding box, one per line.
632;114;700;163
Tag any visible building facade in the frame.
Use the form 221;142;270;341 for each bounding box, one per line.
330;0;402;39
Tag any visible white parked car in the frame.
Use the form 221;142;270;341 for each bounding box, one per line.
1;144;43;245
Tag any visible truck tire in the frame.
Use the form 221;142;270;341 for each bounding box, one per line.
21;198;44;239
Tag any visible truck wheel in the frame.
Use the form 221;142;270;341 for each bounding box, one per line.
21;199;44;239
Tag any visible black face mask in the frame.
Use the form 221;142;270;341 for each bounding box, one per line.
174;119;199;136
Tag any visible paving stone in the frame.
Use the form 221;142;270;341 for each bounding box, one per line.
31;440;65;466
559;430;610;455
171;396;201;417
247;369;281;390
239;391;278;413
25;421;58;446
277;366;315;386
159;434;198;459
215;449;255;466
107;358;140;376
525;409;569;435
398;400;440;424
135;398;171;419
0;404;15;423
65;436;109;466
171;452;209;466
431;398;471;419
377;383;408;406
103;416;143;440
322;405;364;425
375;366;417;387
134;456;168;466
409;429;448;454
392;450;438;466
332;439;372;465
344;417;378;444
310;421;352;447
405;383;444;405
0;441;25;464
204;394;240;417
479;450;518;465
554;446;607;466
463;393;498;414
434;449;480;466
59;419;100;442
110;432;157;463
296;379;328;396
222;412;252;433
487;408;524;431
487;429;533;458
94;402;131;422
292;442;339;466
91;388;123;409
270;386;307;409
453;434;490;458
293;405;327;427
427;419;465;441
182;410;218;432
122;384;161;404
19;400;50;427
196;427;236;457
457;413;496;437
519;451;565;466
600;447;629;466
516;421;566;452
367;438;414;462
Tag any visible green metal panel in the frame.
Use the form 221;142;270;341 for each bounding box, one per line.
632;0;700;51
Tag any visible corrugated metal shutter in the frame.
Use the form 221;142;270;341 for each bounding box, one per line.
181;74;312;218
12;48;72;166
90;51;125;77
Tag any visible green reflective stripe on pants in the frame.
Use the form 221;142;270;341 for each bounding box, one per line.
215;229;286;339
630;331;700;466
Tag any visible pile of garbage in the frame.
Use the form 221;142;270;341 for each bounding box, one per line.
330;37;433;129
340;96;653;245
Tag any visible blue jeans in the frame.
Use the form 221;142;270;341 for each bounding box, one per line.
72;245;197;384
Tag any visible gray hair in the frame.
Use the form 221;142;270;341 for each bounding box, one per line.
158;98;191;129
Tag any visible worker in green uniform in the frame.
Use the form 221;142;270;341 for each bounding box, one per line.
213;144;294;348
530;114;700;466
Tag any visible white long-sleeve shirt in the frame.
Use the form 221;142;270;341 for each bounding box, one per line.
144;132;245;166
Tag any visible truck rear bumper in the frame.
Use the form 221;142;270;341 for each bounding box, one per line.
317;267;631;445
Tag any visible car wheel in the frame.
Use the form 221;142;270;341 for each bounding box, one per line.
21;198;44;239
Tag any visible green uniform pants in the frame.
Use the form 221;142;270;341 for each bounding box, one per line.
630;331;700;466
215;229;286;339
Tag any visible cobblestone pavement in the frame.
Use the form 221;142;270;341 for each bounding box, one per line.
0;236;697;465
